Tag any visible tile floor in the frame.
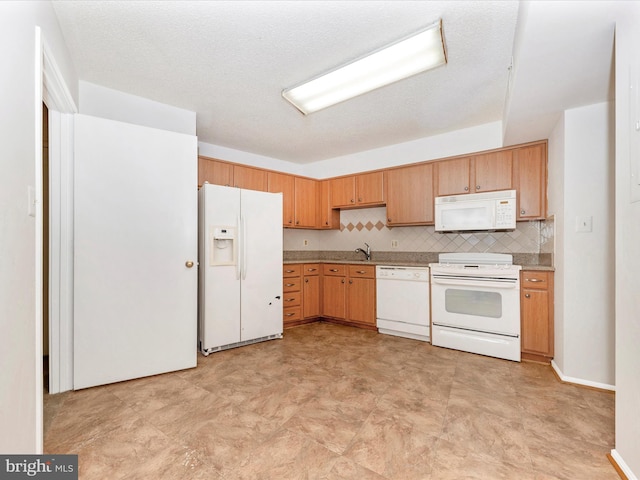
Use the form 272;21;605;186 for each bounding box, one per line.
44;323;618;479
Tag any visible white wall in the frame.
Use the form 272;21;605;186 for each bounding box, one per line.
548;102;615;389
0;1;77;453
613;5;640;478
304;121;503;179
198;142;305;177
79;81;196;135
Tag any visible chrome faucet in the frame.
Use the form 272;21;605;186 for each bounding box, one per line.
355;243;371;261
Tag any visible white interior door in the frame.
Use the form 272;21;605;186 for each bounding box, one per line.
73;114;197;390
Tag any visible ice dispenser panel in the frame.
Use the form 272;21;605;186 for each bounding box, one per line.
210;226;237;266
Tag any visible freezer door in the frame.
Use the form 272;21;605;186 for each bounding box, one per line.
240;189;283;341
199;184;241;350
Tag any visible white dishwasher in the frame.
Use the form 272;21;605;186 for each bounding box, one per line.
376;265;430;342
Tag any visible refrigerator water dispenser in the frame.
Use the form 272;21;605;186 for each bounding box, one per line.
210;226;237;266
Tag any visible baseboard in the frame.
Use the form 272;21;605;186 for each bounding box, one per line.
551;360;615;392
609;450;638;480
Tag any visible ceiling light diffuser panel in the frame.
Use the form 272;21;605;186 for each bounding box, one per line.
282;20;447;115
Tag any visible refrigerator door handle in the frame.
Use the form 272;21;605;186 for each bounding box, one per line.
236;214;241;280
241;214;248;280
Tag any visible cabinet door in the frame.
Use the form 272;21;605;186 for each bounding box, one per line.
199;157;233;187
233;165;267;191
320;180;340;229
514;144;547;220
385;163;434;225
322;275;346;319
356;172;384;205
294;177;319;228
473;150;513;193
435;157;471;196
347;277;376;325
268;172;295;227
330;176;356;207
521;288;551;355
303;275;321;318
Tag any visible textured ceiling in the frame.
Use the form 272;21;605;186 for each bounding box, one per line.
52;1;519;163
52;1;622;164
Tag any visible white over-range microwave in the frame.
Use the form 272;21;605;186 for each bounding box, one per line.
435;189;517;232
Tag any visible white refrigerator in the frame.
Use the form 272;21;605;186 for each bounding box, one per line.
198;183;283;354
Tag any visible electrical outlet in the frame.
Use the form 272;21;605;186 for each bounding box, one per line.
391;239;399;249
303;239;309;247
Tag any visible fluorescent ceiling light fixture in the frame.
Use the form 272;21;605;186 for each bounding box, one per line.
282;20;446;115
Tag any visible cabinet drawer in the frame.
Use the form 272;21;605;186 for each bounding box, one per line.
283;278;302;292
521;271;551;289
283;291;301;307
323;264;347;276
303;263;321;275
348;265;375;278
283;264;302;277
283;306;302;322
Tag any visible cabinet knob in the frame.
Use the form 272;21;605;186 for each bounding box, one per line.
341;279;345;283
305;279;309;283
476;185;481;190
285;312;295;317
388;218;392;222
350;199;355;203
464;186;469;191
325;221;329;225
185;260;195;268
285;283;295;287
307;268;317;272
296;220;299;225
520;209;526;215
356;270;366;274
349;280;353;284
526;278;543;283
525;293;531;298
330;268;339;272
358;197;362;202
288;219;293;224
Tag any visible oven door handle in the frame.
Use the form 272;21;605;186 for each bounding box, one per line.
431;277;518;289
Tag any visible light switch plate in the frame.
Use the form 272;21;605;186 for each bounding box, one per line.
576;216;592;233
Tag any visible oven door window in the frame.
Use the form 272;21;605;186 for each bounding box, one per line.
444;288;502;318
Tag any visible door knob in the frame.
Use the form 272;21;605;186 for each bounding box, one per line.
185;261;194;268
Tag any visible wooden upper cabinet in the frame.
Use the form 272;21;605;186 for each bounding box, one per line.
330;172;384;208
294;177;319;228
198;157;233;187
330;176;356;207
385;163;434;225
268;172;295;227
513;143;547;220
435;157;471;196
233;165;267;191
320;180;340;229
356;172;384;205
473;150;513;193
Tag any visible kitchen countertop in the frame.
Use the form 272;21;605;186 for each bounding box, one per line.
283;258;555;271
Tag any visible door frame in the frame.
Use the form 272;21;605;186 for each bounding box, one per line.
36;27;77;411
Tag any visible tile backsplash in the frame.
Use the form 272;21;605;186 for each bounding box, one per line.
284;207;554;261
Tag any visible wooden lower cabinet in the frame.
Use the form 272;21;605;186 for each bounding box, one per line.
302;264;321;319
322;264;347;319
322;263;376;329
521;270;554;362
283;265;302;327
346;265;376;327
